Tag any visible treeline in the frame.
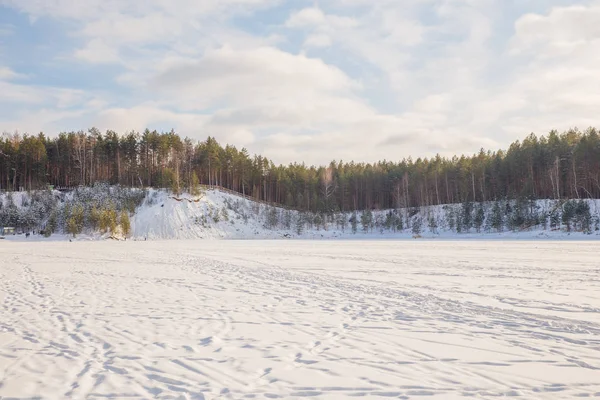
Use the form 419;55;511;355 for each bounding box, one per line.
2;127;600;212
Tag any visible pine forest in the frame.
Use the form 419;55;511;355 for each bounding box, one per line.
2;127;600;213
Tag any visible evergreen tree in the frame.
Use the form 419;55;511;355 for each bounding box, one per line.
337;212;348;232
412;217;422;236
120;211;131;237
190;171;202;197
295;213;304;235
360;209;373;232
266;207;279;229
66;204;84;237
474;205;485;233
283;210;292;230
350;212;358;234
445;206;456;232
45;211;57;237
428;215;438;234
549;207;561;230
509;199;527;231
384;211;394;231
562;200;576;232
395;213;404;232
461;201;473;231
575;200;591;233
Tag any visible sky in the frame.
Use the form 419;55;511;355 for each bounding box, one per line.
0;0;599;165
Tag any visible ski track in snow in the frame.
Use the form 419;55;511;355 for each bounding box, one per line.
1;241;600;399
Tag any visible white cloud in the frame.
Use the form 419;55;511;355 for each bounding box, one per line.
0;0;278;21
304;33;332;48
80;13;184;45
0;66;23;80
513;5;600;52
0;80;90;107
285;7;326;27
73;39;121;64
151;46;358;107
1;0;600;165
496;3;600;137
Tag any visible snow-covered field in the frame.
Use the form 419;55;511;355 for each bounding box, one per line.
1;241;599;399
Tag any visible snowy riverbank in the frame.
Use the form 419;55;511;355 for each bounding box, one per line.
2;186;600;241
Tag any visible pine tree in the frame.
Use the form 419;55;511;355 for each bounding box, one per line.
99;207;118;234
109;208;118;235
295;213;304;235
66;204;84;237
428;215;438;234
283;210;292;229
120;211;131;237
266;207;278;229
445;206;456;231
461;201;473;231
221;206;229;222
490;201;503;232
474;205;485;233
350;212;358;234
575;200;591;233
549;206;561;230
89;206;101;230
395;213;403;231
412;217;422;236
360;209;373;232
44;211;57;237
384;211;394;231
562;200;576;232
191;171;202;197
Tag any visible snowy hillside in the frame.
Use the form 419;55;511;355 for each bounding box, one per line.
132;189;295;240
131;189;600;240
2;185;600;240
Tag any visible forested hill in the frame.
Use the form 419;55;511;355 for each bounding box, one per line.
1;127;599;212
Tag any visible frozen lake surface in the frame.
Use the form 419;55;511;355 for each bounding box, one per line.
1;240;599;399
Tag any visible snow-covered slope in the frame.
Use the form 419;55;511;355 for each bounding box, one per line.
130;188;600;240
132;189;294;240
3;186;600;240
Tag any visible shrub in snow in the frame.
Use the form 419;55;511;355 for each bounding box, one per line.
412;216;422;235
295;213;304;235
360;209;373;232
428;215;438;234
474;205;485;233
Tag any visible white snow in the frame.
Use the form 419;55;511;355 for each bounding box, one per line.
1;240;599;399
130;189;291;240
3;187;600;241
129;190;600;241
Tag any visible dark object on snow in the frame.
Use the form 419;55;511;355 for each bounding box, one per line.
25;233;30;238
69;239;72;242
161;204;164;207
283;233;291;238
